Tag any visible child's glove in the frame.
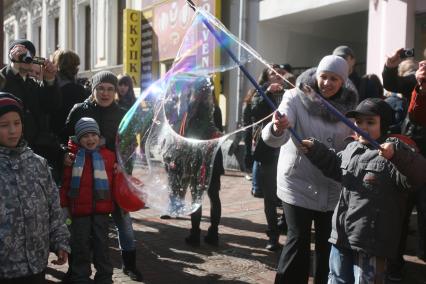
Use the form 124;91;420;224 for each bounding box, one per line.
300;139;314;154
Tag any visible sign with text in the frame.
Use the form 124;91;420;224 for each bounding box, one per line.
153;0;217;66
124;9;142;87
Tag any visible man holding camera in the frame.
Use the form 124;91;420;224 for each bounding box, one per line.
0;39;62;181
382;48;417;98
382;47;426;282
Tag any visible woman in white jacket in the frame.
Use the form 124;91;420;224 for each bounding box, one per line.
262;55;358;284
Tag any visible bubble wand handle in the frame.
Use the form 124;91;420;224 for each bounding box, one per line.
186;0;302;143
310;90;382;150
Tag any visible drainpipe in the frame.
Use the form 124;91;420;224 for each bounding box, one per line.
235;0;245;126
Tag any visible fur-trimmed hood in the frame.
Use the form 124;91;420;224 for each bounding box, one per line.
295;67;358;123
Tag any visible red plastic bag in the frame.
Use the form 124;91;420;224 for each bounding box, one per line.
113;172;145;212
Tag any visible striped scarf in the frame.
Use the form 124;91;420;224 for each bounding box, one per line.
69;148;110;200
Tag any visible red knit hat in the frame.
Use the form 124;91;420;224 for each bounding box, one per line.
0;93;23;119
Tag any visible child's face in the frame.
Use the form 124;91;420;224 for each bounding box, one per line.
79;132;100;150
118;83;129;96
354;115;381;144
0;112;22;148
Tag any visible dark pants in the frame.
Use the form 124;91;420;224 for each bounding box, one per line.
0;270;45;284
191;173;221;232
243;128;253;173
417;187;426;260
259;160;280;239
275;202;333;284
389;185;426;272
70;214;113;284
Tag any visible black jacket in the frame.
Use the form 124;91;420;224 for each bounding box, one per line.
52;80;88;144
382;65;416;99
306;137;426;258
65;99;126;151
0;65;61;147
251;83;283;163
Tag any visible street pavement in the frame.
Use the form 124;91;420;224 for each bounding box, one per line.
46;171;426;284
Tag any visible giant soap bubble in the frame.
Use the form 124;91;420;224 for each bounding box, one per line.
116;5;291;216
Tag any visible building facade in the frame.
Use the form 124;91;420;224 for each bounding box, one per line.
3;0;426;131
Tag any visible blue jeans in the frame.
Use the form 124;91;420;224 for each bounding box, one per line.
252;160;261;194
112;207;136;251
328;245;386;284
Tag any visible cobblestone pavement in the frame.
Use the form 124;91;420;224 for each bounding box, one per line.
46;172;426;284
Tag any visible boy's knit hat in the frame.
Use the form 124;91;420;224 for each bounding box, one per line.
316;55;349;82
75;117;100;141
9;39;36;57
91;71;118;92
346;98;394;134
0;92;24;119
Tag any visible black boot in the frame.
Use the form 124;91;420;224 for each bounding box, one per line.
122;250;143;282
204;226;219;246
185;228;201;246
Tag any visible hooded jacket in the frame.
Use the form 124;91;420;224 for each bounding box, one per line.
305;137;426;258
262;68;358;211
0;141;70;278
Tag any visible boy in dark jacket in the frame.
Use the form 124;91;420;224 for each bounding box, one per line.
300;98;426;283
60;117;116;284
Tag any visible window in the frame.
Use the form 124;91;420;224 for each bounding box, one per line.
117;0;126;65
84;5;91;70
54;17;59;50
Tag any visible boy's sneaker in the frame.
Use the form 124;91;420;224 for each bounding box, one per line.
245;174;252;181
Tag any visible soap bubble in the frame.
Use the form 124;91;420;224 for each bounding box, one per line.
116;7;288;216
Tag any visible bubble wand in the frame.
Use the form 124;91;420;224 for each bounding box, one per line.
186;0;302;143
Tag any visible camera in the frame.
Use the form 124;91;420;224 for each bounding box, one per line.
18;51;33;64
17;51;46;65
31;56;46;65
400;48;415;59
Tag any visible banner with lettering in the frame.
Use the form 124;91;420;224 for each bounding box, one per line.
124;9;142;87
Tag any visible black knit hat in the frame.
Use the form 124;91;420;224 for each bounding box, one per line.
9;39;36;57
346;98;394;134
0;92;24;120
91;71;118;92
75;117;100;141
333;45;355;60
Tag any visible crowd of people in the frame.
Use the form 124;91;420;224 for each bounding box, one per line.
1;36;426;284
0;39;143;284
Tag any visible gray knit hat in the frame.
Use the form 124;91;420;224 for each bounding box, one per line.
75;117;100;141
316;55;349;82
91;71;118;92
